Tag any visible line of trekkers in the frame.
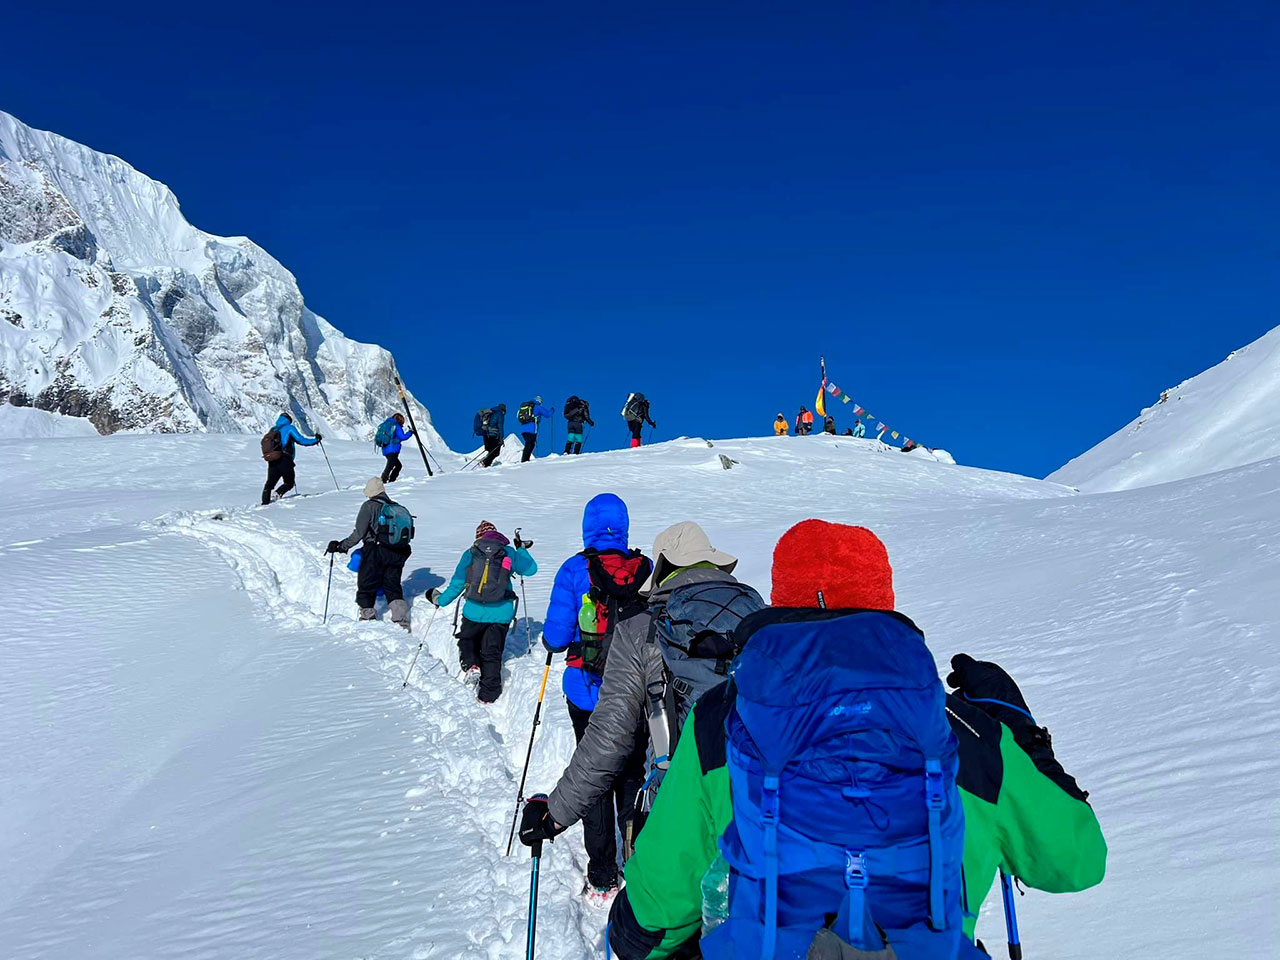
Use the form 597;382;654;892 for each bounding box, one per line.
498;497;1109;958
313;473;1106;956
470;393;657;467
255;393;659;505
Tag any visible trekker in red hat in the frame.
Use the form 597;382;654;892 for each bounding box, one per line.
596;518;1107;960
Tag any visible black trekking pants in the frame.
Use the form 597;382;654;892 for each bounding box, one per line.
381;452;403;483
520;433;538;462
355;542;410;609
628;420;643;446
481;436;503;467
457;618;509;702
262;457;296;504
567;700;649;887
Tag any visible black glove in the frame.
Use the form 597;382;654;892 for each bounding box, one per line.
426;587;442;606
587;418;595;427
541;636;561;655
513;529;533;550
947;654;1089;802
519;794;563;847
325;540;342;554
315;432;324;442
946;654;1034;723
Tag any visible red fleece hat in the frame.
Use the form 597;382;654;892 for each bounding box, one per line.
771;519;895;611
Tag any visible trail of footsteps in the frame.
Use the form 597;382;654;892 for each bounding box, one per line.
162;508;600;958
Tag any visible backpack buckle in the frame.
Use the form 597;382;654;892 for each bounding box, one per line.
925;759;944;811
761;776;780;825
845;851;868;889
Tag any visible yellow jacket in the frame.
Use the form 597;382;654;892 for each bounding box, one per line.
774;417;788;436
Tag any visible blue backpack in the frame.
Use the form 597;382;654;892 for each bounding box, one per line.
374;417;397;450
703;611;969;960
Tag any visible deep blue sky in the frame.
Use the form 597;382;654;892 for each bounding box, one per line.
5;2;1277;476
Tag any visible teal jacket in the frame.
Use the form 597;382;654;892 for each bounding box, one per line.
437;542;537;623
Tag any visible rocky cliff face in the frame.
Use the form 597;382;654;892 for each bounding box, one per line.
0;110;442;446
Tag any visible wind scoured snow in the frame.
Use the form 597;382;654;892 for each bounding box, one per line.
1;433;1275;959
0;403;97;438
1050;322;1280;491
0;110;442;447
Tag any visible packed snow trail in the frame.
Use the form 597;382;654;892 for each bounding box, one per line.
2;433;1277;958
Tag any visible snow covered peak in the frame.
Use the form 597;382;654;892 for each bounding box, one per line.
0;110;443;446
1049;323;1280;491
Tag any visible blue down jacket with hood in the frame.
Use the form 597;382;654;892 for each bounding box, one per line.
543;493;630;711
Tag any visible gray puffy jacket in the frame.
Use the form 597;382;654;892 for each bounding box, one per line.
547;566;739;828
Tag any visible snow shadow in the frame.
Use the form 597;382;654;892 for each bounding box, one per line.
402;566;446;600
505;616;544;660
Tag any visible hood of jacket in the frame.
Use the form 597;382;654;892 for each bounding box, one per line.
274;414;292;429
581;493;629;551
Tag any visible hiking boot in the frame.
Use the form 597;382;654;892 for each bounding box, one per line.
461;665;481;686
359;607;377;621
389;599;410;630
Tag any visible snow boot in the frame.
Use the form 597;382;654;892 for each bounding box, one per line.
389;599;410;631
359;607;377;621
462;665;481;686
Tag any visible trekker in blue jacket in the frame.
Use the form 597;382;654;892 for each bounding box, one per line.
261;413;321;504
430;521;537;703
378;413;414;483
543;493;650;893
517;397;554;462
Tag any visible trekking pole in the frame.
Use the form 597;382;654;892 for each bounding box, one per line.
402;602;441;688
526;839;544;959
462;448;487;472
322;551;335;623
1000;869;1023;960
393;371;434;477
506;648;555;856
318;439;341;491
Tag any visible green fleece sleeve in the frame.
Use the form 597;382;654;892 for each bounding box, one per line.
615;705;731;958
995;725;1107;892
961;724;1107;938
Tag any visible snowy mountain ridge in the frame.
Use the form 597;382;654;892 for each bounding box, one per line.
0;109;442;444
1050;322;1280;491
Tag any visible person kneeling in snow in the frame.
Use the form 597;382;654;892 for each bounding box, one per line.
326;478;414;629
522;519;1106;958
428;521;537;704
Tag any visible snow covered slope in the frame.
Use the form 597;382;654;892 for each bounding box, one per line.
0;110;441;445
0;403;97;438
1;434;1275;959
1050;323;1280;491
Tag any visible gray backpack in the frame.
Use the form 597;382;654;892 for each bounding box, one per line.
641;578;764;805
464;538;514;603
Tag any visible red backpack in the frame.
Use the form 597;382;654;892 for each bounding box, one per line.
573;548;653;675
